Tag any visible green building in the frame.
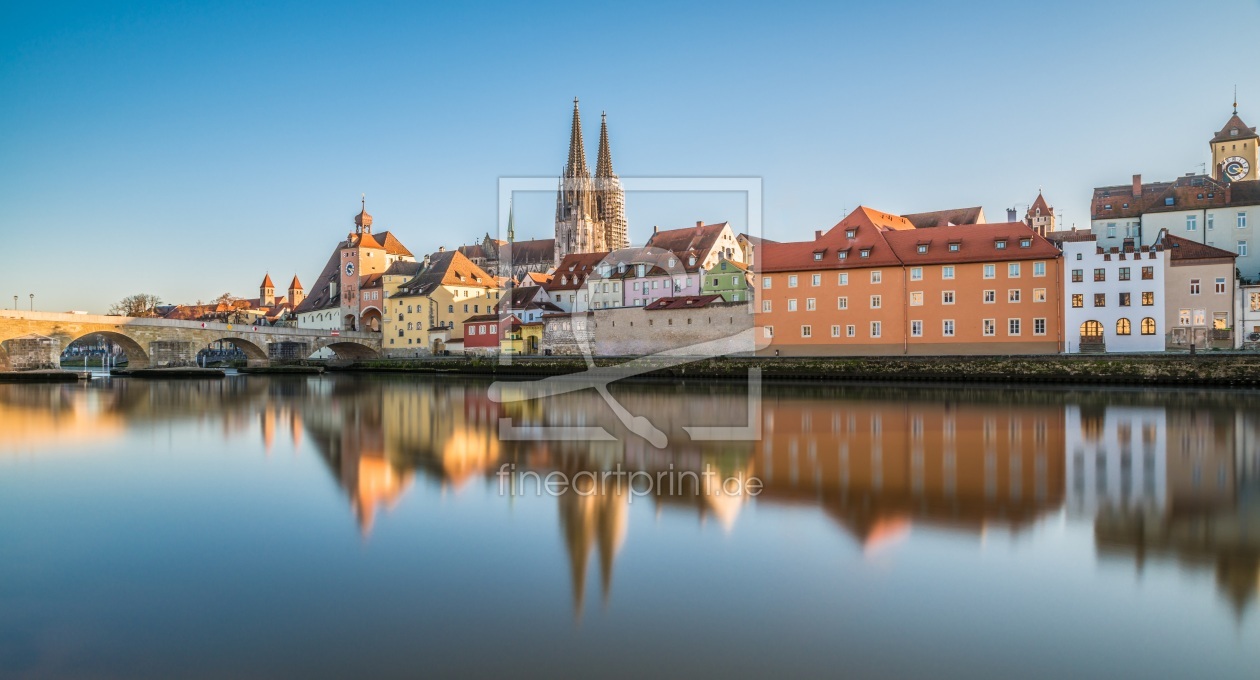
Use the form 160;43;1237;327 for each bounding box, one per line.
701;258;752;302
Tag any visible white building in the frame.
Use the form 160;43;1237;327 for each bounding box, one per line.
1061;235;1165;353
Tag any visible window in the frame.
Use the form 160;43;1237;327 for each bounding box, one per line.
1190;279;1201;295
995;240;1008;250
1208;214;1215;230
1107;224;1117;238
1094;293;1106;307
1119;292;1131;307
837;296;848;310
983;290;996;303
1141;266;1153;280
763;277;772;289
1141;318;1156;335
838;251;848;260
1081;320;1103;337
1008;318;1021;336
812;274;821;286
831;325;841;338
1179;309;1191;326
788;299;798;311
1194;309;1206;326
1239;241;1249;257
1093;268;1105;282
788;275;797;288
910;291;923;306
806;298;816;311
1033;288;1046;303
1142;291;1154;306
983;319;996;336
942;291;955;304
1008;289;1021;303
917;244;928;254
813;252;823;261
764;325;774;338
490;324;497;334
1034;318;1046;335
1252;292;1260;312
846;324;856;337
984;264;996;279
801;325;812;338
860;249;871;258
845;229;856;239
870;271;882;284
870;295;881;309
1216;277;1227;294
870;321;881;338
762;300;772;312
1033;261;1046;277
838;273;848;285
1020;238;1032;248
943;319;955;336
942;266;955;279
911;320;923;337
910;267;923;281
1072;294;1084;308
1239;212;1248;229
1119;267;1130;281
1008;263;1021;278
1113;318;1132;335
1071;269;1083;283
949;243;960;252
1187;215;1198;231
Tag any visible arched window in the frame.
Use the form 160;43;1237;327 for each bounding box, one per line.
1141;317;1157;335
407;322;413;330
1081;320;1103;337
1116;318;1131;335
448;305;454;313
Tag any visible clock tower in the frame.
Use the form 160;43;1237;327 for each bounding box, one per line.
1210;99;1258;183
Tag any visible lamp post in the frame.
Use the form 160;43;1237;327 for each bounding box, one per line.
29;293;34;311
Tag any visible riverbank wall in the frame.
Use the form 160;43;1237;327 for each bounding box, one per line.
326;354;1260;387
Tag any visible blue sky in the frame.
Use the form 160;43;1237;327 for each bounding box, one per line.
2;0;1258;312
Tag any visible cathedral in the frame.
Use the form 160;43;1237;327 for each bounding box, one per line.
554;98;628;264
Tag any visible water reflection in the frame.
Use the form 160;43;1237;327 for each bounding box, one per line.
1;377;1257;623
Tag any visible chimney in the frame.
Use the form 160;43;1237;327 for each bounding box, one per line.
1226;183;1233;203
1007;208;1017;222
696;220;703;229
815;229;823;240
1132;174;1142;198
423;254;431;267
438;246;446;253
653;225;659;234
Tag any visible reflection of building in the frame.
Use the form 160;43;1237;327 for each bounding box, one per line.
1065;405;1167;516
559;488;627;619
753;394;1067;548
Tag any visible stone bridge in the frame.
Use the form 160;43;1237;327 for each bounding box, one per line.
0;310;380;371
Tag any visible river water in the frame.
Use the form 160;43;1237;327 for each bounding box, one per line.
0;375;1257;678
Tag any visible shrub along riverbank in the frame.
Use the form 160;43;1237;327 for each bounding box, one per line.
328;354;1260;387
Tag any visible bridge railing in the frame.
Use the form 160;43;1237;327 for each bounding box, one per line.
0;309;378;340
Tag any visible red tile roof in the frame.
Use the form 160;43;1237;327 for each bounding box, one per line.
1160;233;1238;262
883;222;1057;264
1211;113;1258;143
260;273;275;288
373;231;415;258
645;222;729;257
760;207;912;273
643;294;726;310
545;252;609;291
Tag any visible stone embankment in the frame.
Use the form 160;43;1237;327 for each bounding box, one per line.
329;354;1260;387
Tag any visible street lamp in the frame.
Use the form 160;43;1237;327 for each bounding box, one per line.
29;293;34;311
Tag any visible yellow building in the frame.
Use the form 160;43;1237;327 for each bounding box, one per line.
384;249;502;356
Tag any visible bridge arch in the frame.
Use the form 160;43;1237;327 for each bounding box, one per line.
213;337;270;367
320;341;380;361
64;330;151;369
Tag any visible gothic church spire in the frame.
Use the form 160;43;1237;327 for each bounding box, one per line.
565;97;590;179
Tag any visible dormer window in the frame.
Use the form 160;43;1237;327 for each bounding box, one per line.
1164;197;1174;206
668;257;676;267
948;242;960;252
1231;128;1239;136
838;251;848;260
1104;204;1112;210
813;252;823;261
916;244;928;254
688;256;696;266
1019;238;1032;248
617;262;625;273
859;249;871;258
995;240;1007;250
845;229;856;239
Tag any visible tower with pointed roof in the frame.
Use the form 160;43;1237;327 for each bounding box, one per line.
1211;96;1258;183
259;273;276;307
595;112;628;251
1025;191;1055;237
555;98;625;264
288;275;305;308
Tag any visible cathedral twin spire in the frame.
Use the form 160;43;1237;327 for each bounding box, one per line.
555;98;628;264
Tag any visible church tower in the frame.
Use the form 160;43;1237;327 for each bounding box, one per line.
595;112;628;250
259;273;275;307
555;98;605;265
1211;96;1258;183
1025;191;1055;237
288;275;305;308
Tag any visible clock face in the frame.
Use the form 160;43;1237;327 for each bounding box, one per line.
1224;156;1251;181
344;262;355;277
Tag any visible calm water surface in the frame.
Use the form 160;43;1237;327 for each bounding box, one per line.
1;375;1257;679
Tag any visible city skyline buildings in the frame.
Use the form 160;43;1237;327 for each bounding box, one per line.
3;1;1260;313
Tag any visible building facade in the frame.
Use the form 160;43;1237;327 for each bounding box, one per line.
1160;234;1237;349
384;250;501;356
1061;236;1165;353
701;257;753;302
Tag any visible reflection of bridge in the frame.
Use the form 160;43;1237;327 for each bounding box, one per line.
0;310;380;370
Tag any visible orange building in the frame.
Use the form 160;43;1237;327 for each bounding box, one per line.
756;207;1064;355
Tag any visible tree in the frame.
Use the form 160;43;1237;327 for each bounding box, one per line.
108;293;163;317
212;292;239;305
